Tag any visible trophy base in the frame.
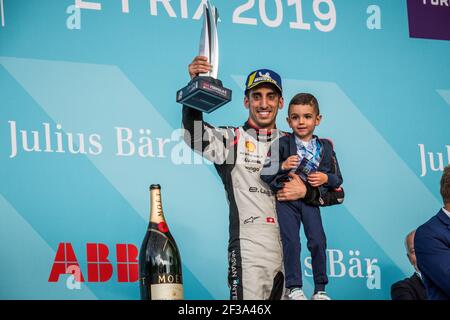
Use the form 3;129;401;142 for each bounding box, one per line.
176;76;232;113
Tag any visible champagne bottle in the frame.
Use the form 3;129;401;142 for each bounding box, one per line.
139;184;184;300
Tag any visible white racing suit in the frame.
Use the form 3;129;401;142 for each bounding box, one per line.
182;106;288;300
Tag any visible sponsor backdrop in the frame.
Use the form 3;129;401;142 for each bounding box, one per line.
0;0;449;300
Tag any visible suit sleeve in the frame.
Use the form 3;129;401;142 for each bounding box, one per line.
316;186;345;207
415;227;450;297
325;147;343;189
390;281;417;300
182;106;236;165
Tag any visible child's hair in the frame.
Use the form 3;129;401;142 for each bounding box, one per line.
288;93;320;116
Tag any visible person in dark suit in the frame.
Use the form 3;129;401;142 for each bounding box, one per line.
414;165;450;300
390;230;426;300
261;93;344;300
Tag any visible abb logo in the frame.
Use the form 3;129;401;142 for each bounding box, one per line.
48;243;138;283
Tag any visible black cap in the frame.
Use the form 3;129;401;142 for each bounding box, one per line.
150;184;161;190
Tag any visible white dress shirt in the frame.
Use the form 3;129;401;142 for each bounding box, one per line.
443;207;450;219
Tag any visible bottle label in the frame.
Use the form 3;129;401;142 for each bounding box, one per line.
152;273;182;284
150;284;184;300
150;189;166;224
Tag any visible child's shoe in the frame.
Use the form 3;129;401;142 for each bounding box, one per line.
311;291;331;300
286;288;308;300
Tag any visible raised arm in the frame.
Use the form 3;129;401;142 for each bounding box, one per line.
182;56;236;165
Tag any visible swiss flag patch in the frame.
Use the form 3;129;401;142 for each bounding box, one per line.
266;217;276;224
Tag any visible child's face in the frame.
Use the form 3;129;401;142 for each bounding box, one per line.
287;104;322;141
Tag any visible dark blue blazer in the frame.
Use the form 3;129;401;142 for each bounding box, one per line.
415;209;450;300
261;134;342;191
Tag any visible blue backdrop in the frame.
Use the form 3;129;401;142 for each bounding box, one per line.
1;0;449;300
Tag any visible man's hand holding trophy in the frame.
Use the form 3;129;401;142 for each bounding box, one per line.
176;1;232;113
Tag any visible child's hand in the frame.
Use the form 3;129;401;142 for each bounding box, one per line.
281;155;299;171
307;172;328;187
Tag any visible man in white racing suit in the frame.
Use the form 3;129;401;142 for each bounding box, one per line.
183;56;313;300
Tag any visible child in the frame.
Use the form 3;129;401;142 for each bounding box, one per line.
261;93;343;300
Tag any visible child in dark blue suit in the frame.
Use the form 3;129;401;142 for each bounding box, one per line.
261;93;343;300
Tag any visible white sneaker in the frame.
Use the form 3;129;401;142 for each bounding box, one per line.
286;288;308;300
311;291;331;300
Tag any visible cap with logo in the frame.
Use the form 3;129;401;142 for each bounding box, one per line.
245;69;282;96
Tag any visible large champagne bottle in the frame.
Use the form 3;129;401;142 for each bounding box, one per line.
139;184;184;300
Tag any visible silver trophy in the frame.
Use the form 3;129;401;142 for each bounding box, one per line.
176;1;232;113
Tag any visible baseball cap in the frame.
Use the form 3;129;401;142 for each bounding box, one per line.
245;69;282;96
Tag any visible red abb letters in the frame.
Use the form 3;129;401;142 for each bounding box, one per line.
48;243;138;283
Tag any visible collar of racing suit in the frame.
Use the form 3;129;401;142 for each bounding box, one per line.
243;121;279;142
